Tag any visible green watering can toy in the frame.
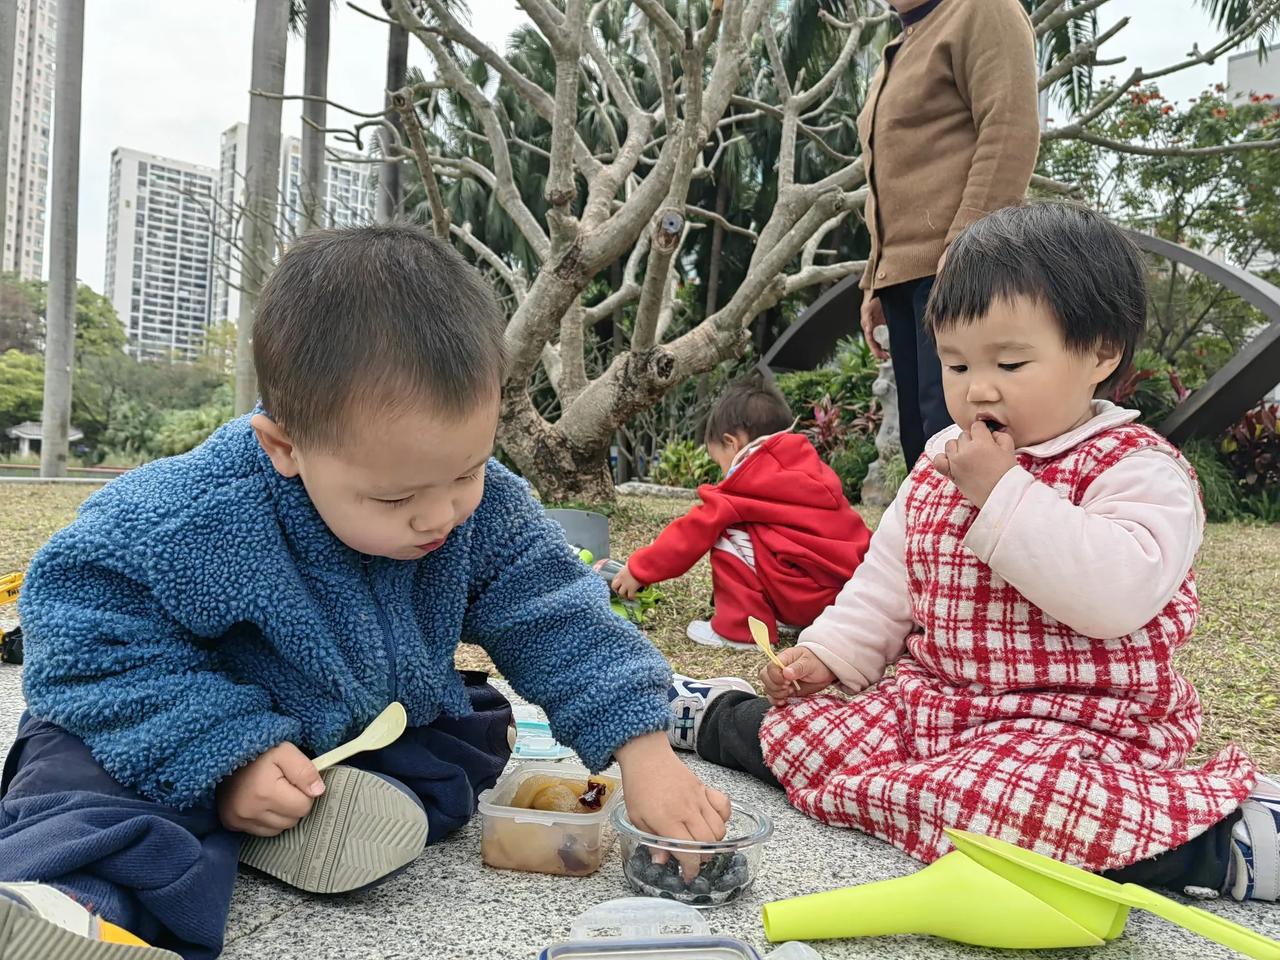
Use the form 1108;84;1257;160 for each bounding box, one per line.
762;828;1280;958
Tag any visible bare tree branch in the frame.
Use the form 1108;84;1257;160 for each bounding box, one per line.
1037;17;1128;92
1071;130;1280;158
391;87;449;239
1034;0;1108;39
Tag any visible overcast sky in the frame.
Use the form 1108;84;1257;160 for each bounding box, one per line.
68;0;1234;291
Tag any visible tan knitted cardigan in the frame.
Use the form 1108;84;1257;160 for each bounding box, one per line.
858;0;1041;291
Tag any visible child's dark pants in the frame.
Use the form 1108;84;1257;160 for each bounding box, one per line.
697;690;1239;894
0;672;512;960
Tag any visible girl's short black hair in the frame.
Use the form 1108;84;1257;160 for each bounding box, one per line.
703;378;794;445
925;202;1147;395
252;223;506;450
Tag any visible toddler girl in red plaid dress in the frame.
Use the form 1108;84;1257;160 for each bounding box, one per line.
667;203;1279;901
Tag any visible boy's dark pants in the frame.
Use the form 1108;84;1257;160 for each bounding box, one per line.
0;672;511;960
698;690;1240;894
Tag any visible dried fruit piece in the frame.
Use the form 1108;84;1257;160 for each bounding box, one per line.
578;779;607;811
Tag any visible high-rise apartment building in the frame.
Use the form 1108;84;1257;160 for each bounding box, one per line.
212;122;376;326
103;148;217;361
1;0;56;281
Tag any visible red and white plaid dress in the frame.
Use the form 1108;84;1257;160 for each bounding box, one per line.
759;423;1256;872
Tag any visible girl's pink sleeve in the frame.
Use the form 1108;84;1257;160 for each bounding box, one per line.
963;448;1203;639
797;486;915;692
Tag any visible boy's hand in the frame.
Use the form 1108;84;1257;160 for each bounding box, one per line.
216;742;325;836
761;646;837;706
611;563;645;600
616;731;731;880
932;420;1017;508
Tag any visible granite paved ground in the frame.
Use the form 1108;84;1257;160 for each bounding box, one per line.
1;665;1276;959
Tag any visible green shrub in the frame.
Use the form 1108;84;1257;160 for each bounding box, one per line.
1241;489;1280;525
1181;438;1242;523
1220;403;1279;499
648;439;720;488
881;451;909;500
828;436;878;502
776;338;878;420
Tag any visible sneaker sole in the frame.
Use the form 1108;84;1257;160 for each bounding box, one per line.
0;898;181;960
239;765;428;894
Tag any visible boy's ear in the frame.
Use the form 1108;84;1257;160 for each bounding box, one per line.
721;432;743;454
251;414;301;478
1090;340;1125;387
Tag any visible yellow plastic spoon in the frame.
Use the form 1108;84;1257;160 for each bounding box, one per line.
312;701;408;771
748;616;800;695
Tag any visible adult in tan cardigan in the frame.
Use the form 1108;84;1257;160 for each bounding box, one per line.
858;0;1040;466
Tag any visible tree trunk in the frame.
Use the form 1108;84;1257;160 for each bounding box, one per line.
609;260;632;483
378;6;409;223
499;390;616;503
40;0;85;478
300;0;330;233
234;0;289;415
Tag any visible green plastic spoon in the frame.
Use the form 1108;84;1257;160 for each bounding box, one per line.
945;828;1280;960
312;701;408;771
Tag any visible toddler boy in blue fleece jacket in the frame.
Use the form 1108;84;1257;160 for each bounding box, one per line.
0;225;730;960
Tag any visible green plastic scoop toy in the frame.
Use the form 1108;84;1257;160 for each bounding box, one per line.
944;828;1280;959
312;701;408;771
762;828;1280;958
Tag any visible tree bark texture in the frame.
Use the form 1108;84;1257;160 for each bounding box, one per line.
300;0;330;233
234;0;289;415
40;0;85;477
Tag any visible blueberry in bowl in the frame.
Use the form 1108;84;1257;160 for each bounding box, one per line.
613;802;773;908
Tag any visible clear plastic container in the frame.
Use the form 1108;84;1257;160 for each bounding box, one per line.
614;802;773;907
538;897;764;959
478;762;622;876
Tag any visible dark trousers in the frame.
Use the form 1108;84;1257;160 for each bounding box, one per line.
696;690;1237;893
0;673;512;960
879;275;952;467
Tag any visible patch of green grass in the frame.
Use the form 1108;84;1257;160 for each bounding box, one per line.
3;484;1277;771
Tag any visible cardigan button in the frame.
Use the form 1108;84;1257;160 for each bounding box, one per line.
876;269;887;279
906;26;914;35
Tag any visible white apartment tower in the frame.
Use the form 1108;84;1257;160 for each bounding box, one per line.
104;148;217;361
212;122;376;326
1;0;56;281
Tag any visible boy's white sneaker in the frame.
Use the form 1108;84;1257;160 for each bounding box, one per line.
239;765;428;894
0;882;179;958
1227;774;1280;901
686;620;802;649
686;620;753;649
668;674;754;751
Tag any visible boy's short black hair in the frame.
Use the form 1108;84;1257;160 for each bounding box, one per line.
925;202;1146;394
703;378;794;445
253;223;506;450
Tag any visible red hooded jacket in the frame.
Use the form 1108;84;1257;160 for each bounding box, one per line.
627;433;872;612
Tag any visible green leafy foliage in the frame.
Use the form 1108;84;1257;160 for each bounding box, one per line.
1181;437;1242;523
777;339;882;502
648;439;720;489
1220;403;1280;501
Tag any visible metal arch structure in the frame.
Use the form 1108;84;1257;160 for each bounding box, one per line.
1122;229;1280;444
759;231;1280;444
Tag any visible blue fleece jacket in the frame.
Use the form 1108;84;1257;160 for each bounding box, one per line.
17;415;673;809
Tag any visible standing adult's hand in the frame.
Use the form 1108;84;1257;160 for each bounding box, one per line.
860;296;889;361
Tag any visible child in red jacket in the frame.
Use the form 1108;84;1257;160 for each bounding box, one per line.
613;379;872;649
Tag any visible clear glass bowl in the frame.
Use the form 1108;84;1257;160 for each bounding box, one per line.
612;803;773;908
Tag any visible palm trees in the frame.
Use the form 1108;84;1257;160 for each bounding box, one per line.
234;0;290;416
40;0;86;477
300;0;331;232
